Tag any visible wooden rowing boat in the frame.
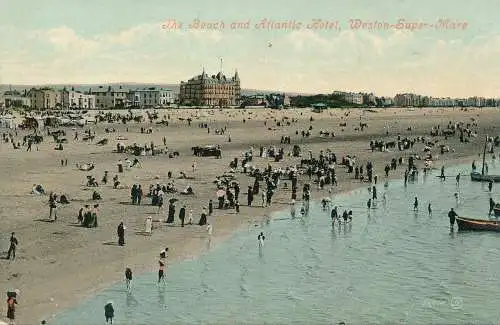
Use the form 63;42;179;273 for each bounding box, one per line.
456;216;500;232
470;172;500;182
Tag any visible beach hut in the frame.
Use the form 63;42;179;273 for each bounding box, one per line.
311;103;328;113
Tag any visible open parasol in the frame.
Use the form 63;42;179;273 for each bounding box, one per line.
216;189;226;197
169;198;178;204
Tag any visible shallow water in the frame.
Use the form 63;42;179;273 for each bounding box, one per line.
52;160;500;325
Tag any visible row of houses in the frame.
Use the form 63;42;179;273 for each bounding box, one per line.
2;86;175;110
239;93;291;108
394;93;499;107
333;91;394;106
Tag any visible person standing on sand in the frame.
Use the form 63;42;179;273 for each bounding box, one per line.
428;203;432;216
92;204;99;227
413;197;418;211
179;205;186;227
247;186;253;206
6;232;18;260
7;293;17;324
137;185;143;205
117;222;125;246
208;199;213;216
49;194;57;221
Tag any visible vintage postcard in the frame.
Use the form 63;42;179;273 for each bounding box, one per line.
0;0;498;324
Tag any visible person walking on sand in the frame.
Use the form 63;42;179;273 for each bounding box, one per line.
6;232;18;260
413;197;418;211
125;267;132;291
428;203;432;216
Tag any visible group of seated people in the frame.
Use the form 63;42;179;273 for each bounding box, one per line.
180;185;194;195
92;191;101;200
49;192;70;204
86;175;99;187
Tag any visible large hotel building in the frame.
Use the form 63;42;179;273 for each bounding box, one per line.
179;69;241;107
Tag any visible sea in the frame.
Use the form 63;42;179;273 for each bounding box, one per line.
51;159;500;325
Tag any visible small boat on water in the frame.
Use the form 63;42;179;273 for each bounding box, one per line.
471;135;500;182
470;172;500;182
456;216;500;232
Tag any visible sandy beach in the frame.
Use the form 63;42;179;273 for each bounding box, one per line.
0;106;498;324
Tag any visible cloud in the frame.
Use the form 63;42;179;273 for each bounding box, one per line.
1;22;500;97
37;26;100;55
105;23;159;45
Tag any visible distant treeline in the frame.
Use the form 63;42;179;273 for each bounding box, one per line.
289;94;363;108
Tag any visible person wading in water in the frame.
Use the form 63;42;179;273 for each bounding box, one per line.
448;208;458;231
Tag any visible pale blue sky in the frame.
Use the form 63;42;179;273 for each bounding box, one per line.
0;0;499;97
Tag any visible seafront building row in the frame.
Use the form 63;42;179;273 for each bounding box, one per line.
1;68;499;110
2;86;175;110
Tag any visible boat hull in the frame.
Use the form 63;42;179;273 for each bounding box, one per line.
494;207;500;217
470;172;500;182
456;217;500;232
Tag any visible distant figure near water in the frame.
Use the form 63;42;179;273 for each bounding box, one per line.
413;197;418;211
428;203;432;217
104;301;114;324
258;232;265;248
125;267;132;291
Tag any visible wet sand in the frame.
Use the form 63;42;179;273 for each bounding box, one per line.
0;107;497;324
